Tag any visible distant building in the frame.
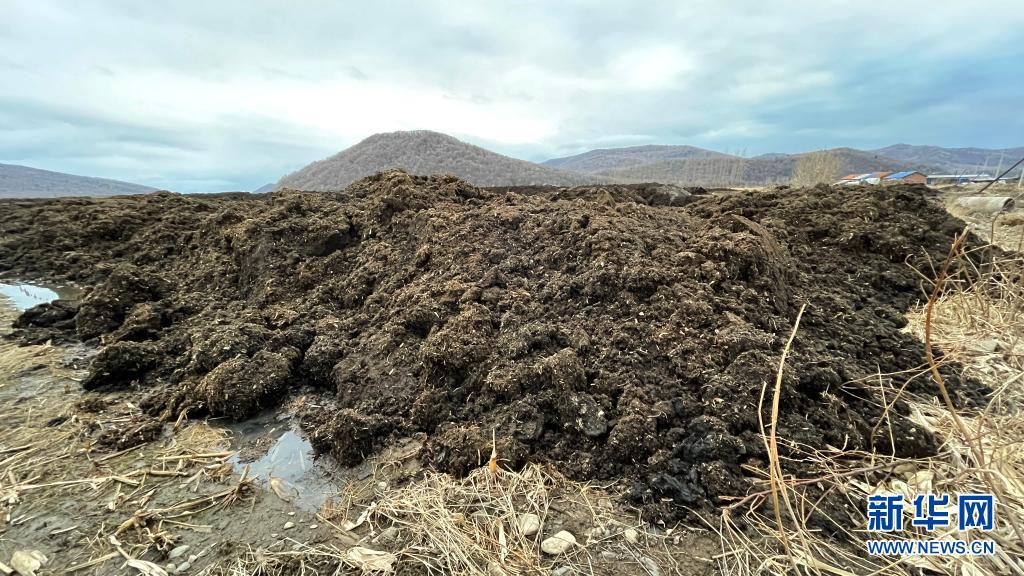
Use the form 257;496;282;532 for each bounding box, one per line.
884;171;927;184
837;173;866;184
926;174;993;185
835;172;893;186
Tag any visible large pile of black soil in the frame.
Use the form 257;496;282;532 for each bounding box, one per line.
0;171;978;518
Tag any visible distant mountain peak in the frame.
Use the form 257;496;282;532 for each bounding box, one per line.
276;130;601;190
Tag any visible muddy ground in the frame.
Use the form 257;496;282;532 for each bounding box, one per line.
0;172;983;525
0;296;719;575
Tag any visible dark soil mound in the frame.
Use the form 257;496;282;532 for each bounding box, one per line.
0;171;978;518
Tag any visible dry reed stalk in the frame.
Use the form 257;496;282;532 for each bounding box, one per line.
756;302;806;569
923;232;981;463
922;234;1024;545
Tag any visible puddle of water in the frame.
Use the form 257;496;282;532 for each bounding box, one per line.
226;416;341;512
0;282;81;311
241;430;314;482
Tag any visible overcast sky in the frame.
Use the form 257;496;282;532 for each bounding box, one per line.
2;1;1022;192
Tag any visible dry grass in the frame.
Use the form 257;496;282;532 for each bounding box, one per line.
208;541;351;576
211;460;717;576
329;463;697;575
363;465;572;574
0;303;252;573
1;298;83;529
0;340;63;382
715;239;1024;575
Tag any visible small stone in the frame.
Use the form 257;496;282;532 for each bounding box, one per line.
372;526;400;545
552;567;572;576
283;521;295;530
518;513;541;536
309;524;319;529
168;545;190;559
10;550;48;576
270;533;279;538
598;550;619;561
166;563;177;573
187;554;198;563
639;556;660;576
177;561;192;572
623;528;639;544
972;339;1000;354
541;531;576;555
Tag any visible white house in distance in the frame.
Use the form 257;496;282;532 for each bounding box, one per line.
835;171;927;185
883;171;927;184
835;172;891;185
925;174;994;185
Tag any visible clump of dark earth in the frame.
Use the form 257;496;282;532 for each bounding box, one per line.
0;171;984;519
10;299;78;344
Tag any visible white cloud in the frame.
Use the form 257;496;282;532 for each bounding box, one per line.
608;46;693;91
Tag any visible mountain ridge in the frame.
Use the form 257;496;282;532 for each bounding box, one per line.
0;163;157;199
585;147;942;187
276;130;602;190
543;144;735;174
871;144;1024;175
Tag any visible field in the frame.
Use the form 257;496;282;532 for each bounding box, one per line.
0;172;1022;574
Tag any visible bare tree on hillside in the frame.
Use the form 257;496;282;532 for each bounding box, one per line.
791;151;841;187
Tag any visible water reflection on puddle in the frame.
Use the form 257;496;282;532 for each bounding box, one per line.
243;430;314;482
227;418;340;512
0;282;80;310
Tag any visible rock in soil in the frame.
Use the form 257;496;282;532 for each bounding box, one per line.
10;550;48;576
639;556;661;576
518;513;541;536
168;545;190;559
541;531;577;555
0;171;987;522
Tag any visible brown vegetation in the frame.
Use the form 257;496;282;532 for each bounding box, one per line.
790;150;841;186
589;147;934;187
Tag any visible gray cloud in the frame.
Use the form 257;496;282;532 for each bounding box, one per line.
1;0;1022;191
